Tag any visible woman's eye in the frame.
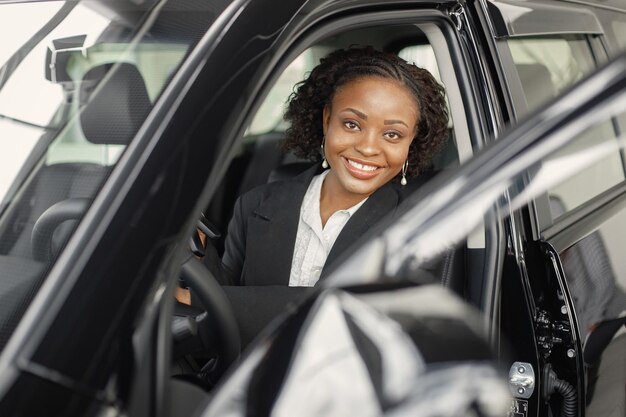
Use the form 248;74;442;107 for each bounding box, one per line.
344;121;360;130
384;131;401;140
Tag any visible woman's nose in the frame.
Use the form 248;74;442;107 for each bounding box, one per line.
354;130;380;156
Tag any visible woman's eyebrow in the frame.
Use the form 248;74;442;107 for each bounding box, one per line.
343;108;409;128
384;119;408;128
343;108;368;120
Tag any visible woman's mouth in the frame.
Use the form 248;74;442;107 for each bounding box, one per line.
343;157;381;179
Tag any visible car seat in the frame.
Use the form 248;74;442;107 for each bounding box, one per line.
0;62;151;262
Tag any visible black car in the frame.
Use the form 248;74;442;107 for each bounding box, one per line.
0;0;624;416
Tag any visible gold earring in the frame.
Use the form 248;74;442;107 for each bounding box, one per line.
401;160;408;186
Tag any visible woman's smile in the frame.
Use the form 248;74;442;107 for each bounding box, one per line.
343;156;383;178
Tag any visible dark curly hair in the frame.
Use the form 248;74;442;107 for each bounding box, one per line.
283;46;449;179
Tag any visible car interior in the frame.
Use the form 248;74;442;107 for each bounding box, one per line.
0;2;489;399
203;25;460;247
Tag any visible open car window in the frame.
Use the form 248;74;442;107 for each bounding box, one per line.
203;23;465;248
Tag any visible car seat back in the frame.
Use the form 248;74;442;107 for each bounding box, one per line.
0;62;151;261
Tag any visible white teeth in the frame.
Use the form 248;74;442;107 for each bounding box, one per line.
347;159;378;171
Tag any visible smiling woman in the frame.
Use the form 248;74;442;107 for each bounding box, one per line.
320;77;418;215
205;47;449;288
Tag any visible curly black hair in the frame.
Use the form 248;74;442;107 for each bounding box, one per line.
283;46;449;179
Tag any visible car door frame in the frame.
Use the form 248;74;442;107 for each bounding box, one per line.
482;2;626;412
471;2;625;415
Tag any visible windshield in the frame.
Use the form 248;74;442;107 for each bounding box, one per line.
0;0;228;353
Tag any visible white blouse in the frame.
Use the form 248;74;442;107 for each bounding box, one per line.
288;170;367;287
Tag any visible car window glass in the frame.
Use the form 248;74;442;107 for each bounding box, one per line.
0;5;110;126
508;36;596;113
336;76;626;286
0;3;110;200
45;41;188;166
508;35;626;218
545;121;625;217
611;20;626;53
247;49;318;135
0;2;64;66
0;0;228;353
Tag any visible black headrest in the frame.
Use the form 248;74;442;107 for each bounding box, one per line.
79;62;152;145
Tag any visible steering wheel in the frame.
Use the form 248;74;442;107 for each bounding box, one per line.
179;256;241;381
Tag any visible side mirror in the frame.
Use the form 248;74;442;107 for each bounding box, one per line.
45;34;87;84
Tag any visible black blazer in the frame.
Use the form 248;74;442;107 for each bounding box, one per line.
221;164;414;286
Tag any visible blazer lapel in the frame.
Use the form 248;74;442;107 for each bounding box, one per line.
321;184;400;279
242;165;319;285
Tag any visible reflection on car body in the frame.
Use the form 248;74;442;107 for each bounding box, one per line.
0;0;625;416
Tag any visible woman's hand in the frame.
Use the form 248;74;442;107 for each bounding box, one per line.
175;287;191;305
176;228;207;306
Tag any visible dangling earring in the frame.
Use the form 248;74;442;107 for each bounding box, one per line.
400;160;408;186
321;138;329;169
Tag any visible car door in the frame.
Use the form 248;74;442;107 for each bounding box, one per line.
519;72;626;417
475;2;626;416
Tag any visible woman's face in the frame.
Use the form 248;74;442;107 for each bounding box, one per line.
322;76;419;201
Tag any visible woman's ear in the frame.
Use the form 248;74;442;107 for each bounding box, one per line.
322;105;331;136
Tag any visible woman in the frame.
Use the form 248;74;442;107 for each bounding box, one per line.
218;46;449;287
